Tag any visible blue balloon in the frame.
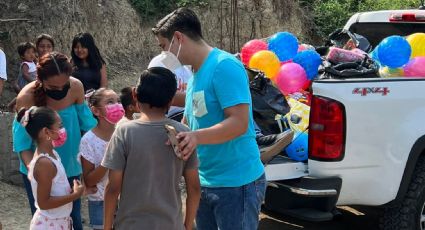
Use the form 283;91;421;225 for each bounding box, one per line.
285;132;308;162
293;50;322;80
268;32;298;62
369;49;381;67
377;36;411;68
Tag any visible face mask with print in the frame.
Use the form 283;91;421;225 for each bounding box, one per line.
104;103;125;124
52;128;67;148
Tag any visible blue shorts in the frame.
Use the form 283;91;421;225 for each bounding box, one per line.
88;200;104;229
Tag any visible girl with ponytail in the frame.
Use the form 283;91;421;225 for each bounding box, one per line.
13;52;97;230
16;106;85;229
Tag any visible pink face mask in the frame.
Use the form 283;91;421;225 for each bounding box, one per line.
52;128;67;148
105;103;125;124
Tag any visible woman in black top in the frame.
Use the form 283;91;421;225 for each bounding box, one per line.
71;32;107;92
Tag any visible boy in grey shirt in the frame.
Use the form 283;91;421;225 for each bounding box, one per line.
102;67;200;230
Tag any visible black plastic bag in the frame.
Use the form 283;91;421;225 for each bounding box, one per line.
247;68;290;135
319;57;379;79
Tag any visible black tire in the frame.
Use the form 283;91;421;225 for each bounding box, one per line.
380;155;425;230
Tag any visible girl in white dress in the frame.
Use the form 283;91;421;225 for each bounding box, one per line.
17;106;85;230
80;88;124;229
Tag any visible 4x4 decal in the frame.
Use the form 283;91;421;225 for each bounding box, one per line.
352;87;390;96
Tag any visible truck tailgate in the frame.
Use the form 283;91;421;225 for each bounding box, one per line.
309;78;425;205
265;155;308;181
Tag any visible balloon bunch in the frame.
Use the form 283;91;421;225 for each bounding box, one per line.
371;33;425;78
241;32;322;95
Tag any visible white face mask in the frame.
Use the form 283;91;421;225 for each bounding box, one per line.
149;36;194;89
148;36;183;72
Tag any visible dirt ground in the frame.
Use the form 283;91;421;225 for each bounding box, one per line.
0;181;382;230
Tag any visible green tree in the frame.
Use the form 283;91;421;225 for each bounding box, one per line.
311;0;420;38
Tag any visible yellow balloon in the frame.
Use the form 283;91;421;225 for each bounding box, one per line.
407;33;425;58
379;67;404;78
248;50;281;81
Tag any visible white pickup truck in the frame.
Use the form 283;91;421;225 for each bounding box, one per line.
264;9;425;230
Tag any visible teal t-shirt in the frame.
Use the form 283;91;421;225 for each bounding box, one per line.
184;48;264;187
12;102;97;176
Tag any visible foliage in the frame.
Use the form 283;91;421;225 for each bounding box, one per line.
305;0;421;38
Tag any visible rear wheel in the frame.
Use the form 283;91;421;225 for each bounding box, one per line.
380;155;425;230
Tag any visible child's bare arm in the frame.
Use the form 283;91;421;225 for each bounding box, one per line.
104;169;123;230
34;158;84;210
172;92;186;107
81;156;108;187
183;168;201;230
21;64;33;82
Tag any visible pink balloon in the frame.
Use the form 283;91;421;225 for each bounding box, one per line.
276;63;309;95
241;39;268;66
404;57;425;77
298;44;307;52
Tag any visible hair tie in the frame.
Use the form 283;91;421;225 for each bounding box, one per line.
20;106;36;127
85;88;96;102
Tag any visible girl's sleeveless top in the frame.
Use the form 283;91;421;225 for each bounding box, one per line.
28;151;73;219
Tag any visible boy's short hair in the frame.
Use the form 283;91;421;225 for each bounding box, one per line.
120;87;134;110
136;67;177;109
17;42;36;57
152;7;203;41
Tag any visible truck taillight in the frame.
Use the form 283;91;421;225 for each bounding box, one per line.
309;96;346;161
390;13;425;22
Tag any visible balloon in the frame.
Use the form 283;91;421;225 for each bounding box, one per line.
302;79;312;90
370;49;379;61
240;39;268;66
298;45;306;52
268;32;298;62
285;98;310;133
407;33;425;58
293;50;322;80
379;67;404;78
248;50;281;81
285;132;308;162
404;57;425;77
298;44;315;52
377;36;411;68
280;60;293;66
288;90;312;106
276;63;309;95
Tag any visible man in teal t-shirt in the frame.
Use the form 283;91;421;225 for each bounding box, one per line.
153;8;265;230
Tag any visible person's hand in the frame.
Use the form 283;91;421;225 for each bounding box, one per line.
176;131;198;161
73;179;85;197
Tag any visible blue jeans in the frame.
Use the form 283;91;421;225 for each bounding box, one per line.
68;176;83;230
88;200;104;229
22;173;36;216
196;173;266;230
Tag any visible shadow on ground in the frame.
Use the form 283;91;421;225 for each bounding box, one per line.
259;205;382;230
